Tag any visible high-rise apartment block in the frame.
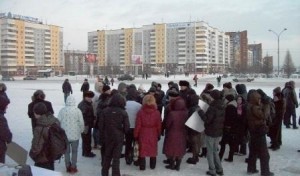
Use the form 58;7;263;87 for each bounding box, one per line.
248;43;262;69
226;30;248;72
88;21;230;74
0;12;63;76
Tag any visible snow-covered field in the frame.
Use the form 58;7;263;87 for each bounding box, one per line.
2;75;300;176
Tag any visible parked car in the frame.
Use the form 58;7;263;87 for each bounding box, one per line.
2;76;15;81
233;76;254;82
23;75;37;80
117;74;134;81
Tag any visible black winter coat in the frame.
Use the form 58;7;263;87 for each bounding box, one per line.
78;100;95;127
28;99;54;128
98;94;129;146
80;82;90;92
62;81;73;94
198;99;225;137
0;113;12;163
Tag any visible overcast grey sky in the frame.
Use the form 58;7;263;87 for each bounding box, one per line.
1;0;300;66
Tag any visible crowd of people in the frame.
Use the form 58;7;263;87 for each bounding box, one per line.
1;77;300;176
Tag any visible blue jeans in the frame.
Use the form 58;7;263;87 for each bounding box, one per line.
205;135;223;175
65;140;79;168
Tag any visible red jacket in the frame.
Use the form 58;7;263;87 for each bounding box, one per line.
134;104;161;157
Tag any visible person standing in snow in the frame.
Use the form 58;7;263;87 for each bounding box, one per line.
99;93;129;176
58;96;84;174
78;91;96;158
0;93;12;163
27;90;54;133
80;79;90;97
246;90;274;176
134;95;161;170
29;102;60;170
62;79;73;103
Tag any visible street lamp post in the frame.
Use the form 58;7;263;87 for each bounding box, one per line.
268;28;287;77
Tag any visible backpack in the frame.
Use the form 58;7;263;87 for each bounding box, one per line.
43;123;68;161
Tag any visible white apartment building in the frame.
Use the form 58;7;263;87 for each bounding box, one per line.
88;21;230;74
0;12;63;76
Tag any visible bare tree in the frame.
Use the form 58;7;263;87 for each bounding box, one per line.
282;50;296;78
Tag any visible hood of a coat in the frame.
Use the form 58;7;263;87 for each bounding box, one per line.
109;93;126;109
36;114;57;126
66;96;76;106
235;84;247;95
249;91;261;106
118;82;127;92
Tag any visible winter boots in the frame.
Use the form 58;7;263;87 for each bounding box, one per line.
186;156;199;164
150;157;156;169
165;158;181;171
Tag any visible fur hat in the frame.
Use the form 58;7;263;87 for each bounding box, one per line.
223;82;232;89
142;94;156;106
179;80;189;87
168;90;179;97
102;85;111;93
205;83;214;90
210;89;221;100
83;91;95;98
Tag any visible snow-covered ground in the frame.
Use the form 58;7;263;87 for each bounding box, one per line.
2;75;300;176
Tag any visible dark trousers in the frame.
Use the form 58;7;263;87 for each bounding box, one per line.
101;140;123;176
81;127;92;155
0;150;5;163
219;132;235;160
35;161;54;171
125;129;134;161
284;108;297;127
269;120;282;147
247;133;270;175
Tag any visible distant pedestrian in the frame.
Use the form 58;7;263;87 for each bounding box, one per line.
58;96;84;174
193;74;198;87
104;76;109;85
80;79;90;97
111;78;114;86
217;76;222;87
62;79;73;103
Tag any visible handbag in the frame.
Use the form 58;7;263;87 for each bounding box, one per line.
133;141;139;162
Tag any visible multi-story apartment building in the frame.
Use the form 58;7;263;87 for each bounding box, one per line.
88;21;230;74
226;30;248;72
248;43;262;69
0;12;63;76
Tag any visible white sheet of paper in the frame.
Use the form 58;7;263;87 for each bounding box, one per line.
199;99;209;113
185;111;205;133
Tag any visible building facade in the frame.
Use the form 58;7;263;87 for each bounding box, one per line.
0;12;63;76
225;30;248;72
88;21;230;75
248;43;262;70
